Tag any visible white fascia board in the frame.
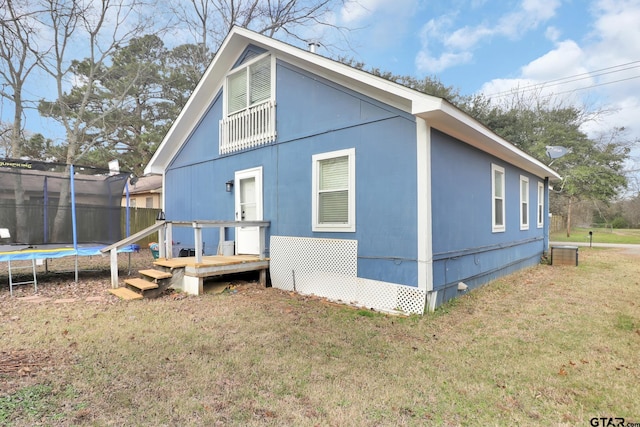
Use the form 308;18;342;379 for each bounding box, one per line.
145;26;431;175
414;101;562;181
145;26;560;184
144;34;246;175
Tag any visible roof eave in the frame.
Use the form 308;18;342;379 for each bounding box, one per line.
414;101;561;181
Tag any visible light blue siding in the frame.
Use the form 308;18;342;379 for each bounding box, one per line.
164;53;420;285
430;129;546;304
162;45;549;306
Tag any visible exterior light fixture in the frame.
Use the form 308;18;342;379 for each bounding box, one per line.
226;180;234;192
156;211;165;221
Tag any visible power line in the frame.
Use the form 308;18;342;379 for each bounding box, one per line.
548;74;640;97
487;60;640;98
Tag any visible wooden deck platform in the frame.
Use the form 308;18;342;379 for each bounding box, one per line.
154;254;266;269
152;255;270;295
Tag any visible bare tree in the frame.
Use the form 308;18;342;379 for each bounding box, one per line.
165;0;347;62
0;0;45;242
36;0;152;241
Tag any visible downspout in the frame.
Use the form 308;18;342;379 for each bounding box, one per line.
544;177;550;254
416;117;434;311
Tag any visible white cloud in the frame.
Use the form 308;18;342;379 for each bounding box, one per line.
545;26;561;42
415;0;561;74
337;0;418;56
416;50;473;73
340;0;392;24
477;0;640;172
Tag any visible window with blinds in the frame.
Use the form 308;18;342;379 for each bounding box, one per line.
492;164;505;232
537;181;544;228
312;149;355;232
227;55;271;115
520;175;529;230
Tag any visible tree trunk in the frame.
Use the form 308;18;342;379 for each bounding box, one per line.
51;141;75;243
11;90;29;243
566;197;573;238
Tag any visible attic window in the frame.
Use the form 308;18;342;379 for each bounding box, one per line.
227;55;271;114
220;54;276;154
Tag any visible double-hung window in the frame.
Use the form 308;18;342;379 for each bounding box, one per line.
226;55;271;115
537;181;544;228
520;175;529;230
312;148;355;232
492;164;505;232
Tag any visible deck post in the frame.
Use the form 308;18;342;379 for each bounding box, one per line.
259;226;266;258
157;221;166;258
193;222;203;263
218;227;226;254
259;268;267;287
165;222;173;259
110;248;119;288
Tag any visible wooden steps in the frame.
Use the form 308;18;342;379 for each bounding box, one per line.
110;267;177;300
138;269;172;280
125;277;159;291
109;287;143;300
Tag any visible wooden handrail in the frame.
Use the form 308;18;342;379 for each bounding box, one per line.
101;221;166;253
105;219;270;288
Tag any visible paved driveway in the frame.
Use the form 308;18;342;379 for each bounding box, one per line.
550;241;640;256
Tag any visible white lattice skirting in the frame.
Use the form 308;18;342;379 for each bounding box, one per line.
270;236;426;315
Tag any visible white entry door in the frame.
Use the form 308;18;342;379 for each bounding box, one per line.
235;167;263;255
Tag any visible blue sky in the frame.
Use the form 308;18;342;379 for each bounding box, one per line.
315;0;640;178
3;0;640;181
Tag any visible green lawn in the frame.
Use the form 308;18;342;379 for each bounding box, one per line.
2;249;640;426
550;227;640;244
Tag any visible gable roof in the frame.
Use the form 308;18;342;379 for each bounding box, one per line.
145;26;560;181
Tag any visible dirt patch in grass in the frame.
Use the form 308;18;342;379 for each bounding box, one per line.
1;248;640;426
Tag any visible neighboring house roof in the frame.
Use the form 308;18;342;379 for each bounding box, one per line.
145;26;561;181
126;175;162;195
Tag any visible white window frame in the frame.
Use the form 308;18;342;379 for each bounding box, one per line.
537;181;544;228
492;164;505;233
520;175;529;230
312;148;356;232
224;53;274;117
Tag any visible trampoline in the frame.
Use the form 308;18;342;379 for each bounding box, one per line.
0;159;141;294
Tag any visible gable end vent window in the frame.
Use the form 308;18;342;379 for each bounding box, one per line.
312;149;355;232
492;164;505;233
220;54;276;154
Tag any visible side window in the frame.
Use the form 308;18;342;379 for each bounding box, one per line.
537;181;544;228
520;175;529;230
492;164;505;232
312;148;355;232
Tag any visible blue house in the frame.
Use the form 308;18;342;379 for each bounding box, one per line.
145;27;560;313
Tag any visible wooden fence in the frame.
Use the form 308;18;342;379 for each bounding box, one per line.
121;207;161;246
550;215;565;233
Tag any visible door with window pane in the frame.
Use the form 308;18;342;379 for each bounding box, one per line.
234;167;263;255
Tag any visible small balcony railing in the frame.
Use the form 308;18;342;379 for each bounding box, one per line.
219;100;276;154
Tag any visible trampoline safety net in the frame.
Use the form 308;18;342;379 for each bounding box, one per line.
0;158;130;245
